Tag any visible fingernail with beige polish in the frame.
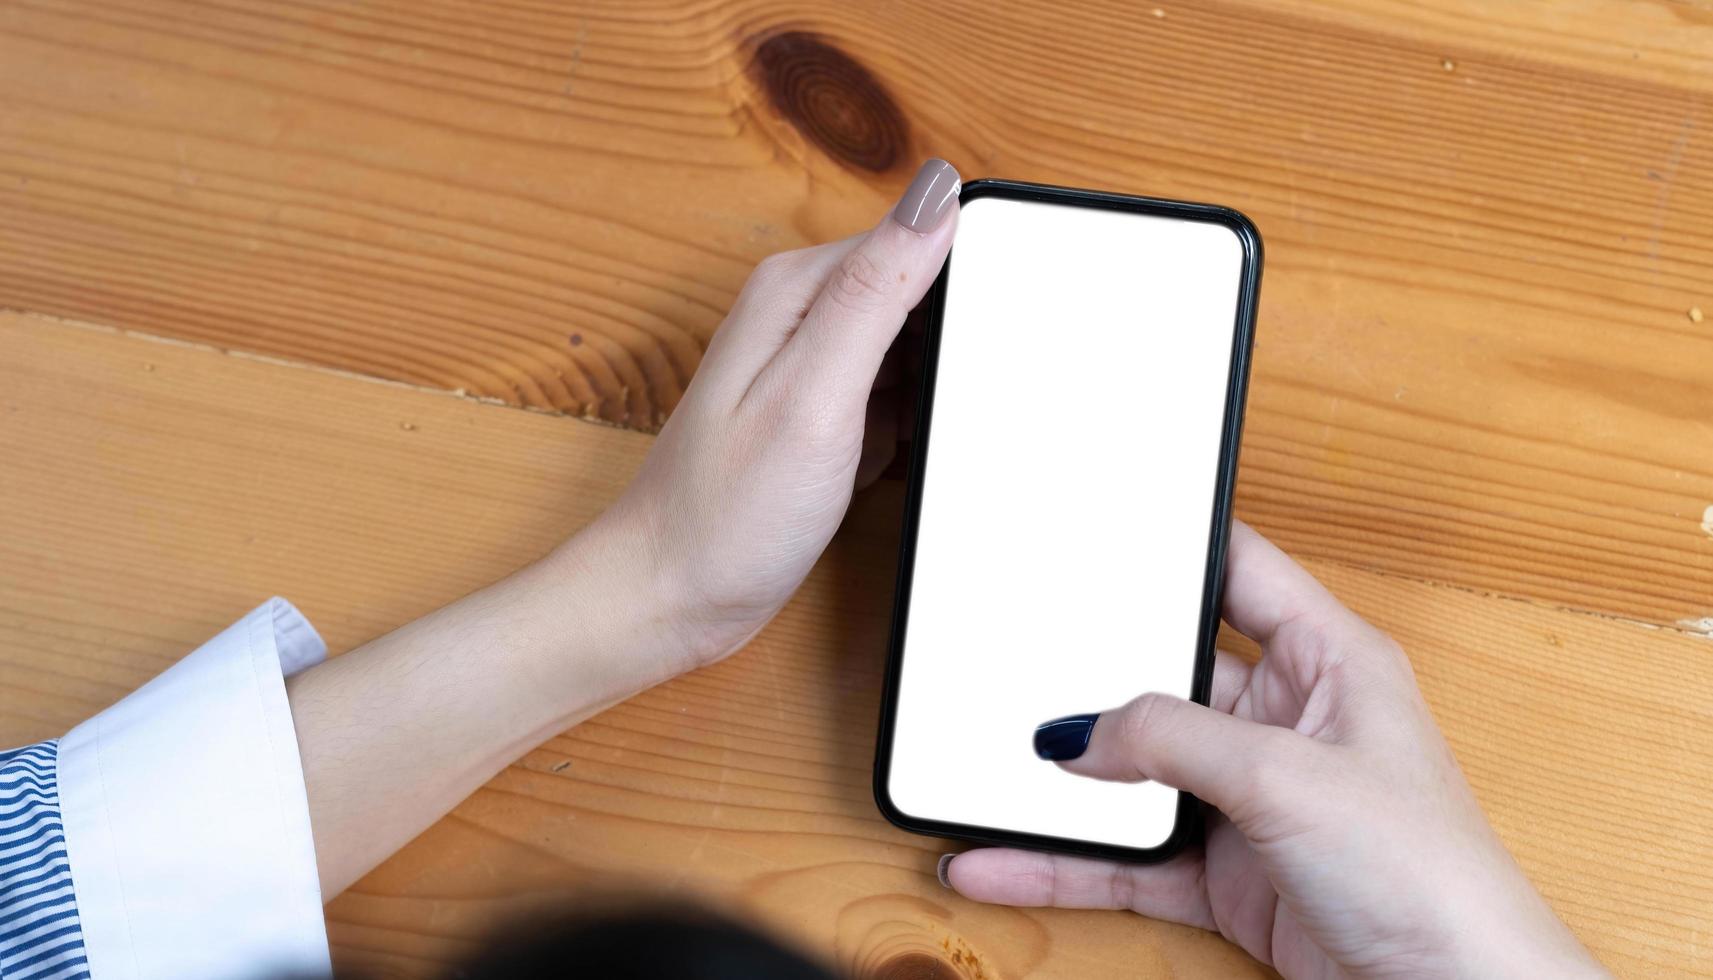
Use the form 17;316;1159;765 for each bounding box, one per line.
893;158;961;233
937;852;956;888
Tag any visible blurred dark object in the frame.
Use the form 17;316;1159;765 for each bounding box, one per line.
441;906;839;980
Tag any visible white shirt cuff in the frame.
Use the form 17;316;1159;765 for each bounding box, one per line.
57;598;332;980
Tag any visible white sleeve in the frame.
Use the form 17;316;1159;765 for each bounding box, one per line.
56;598;332;980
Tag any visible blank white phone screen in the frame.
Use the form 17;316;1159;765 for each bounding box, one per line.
887;195;1246;850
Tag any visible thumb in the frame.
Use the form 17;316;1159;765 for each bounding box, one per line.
767;158;960;406
1034;694;1311;827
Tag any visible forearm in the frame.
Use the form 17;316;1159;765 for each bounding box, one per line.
286;513;688;898
284;165;957;901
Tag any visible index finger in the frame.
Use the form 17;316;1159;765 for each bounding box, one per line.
1221;520;1358;645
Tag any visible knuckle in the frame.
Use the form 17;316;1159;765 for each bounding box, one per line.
1116;693;1177;777
1300;607;1419;693
747;252;794;289
747;255;779;283
1107;866;1138;911
824;249;893;312
1281;610;1341;664
761;249;803;274
1007;853;1058;905
1123;692;1176;741
1379;634;1418;680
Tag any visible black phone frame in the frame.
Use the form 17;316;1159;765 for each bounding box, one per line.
872;177;1264;864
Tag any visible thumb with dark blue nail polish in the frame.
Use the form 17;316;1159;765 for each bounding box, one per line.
1034;713;1099;761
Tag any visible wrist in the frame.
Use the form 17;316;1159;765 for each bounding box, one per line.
560;495;783;672
533;506;712;691
1438;880;1608;979
1453;940;1607;980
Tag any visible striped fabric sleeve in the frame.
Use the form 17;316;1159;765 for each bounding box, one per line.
0;740;89;980
13;598;331;980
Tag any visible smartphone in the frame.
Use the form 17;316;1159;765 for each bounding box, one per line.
873;179;1262;862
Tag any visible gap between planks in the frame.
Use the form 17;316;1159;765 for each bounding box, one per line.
0;304;637;429
6;305;1708;645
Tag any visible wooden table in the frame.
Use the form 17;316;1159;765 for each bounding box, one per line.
2;1;1710;975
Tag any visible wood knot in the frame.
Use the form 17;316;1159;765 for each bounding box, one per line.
750;30;908;172
870;951;964;980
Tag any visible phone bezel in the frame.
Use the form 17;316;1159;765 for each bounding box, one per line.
871;177;1264;864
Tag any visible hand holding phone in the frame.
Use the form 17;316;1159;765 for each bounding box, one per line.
941;521;1607;979
571;159;1597;977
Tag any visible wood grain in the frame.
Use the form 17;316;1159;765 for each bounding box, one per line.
1;0;1710;631
3;312;1709;977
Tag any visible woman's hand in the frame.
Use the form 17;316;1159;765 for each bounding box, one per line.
943;521;1608;978
583;158;961;674
293;160;959;896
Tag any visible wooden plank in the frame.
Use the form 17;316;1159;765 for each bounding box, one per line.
2;311;1707;976
1270;0;1713;87
1;1;1711;632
